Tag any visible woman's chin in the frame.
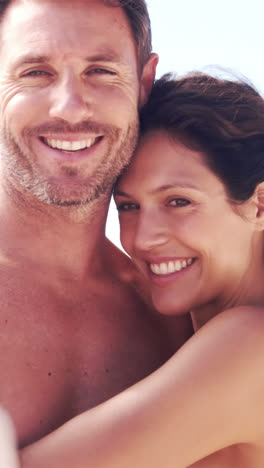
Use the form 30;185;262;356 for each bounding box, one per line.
152;299;191;317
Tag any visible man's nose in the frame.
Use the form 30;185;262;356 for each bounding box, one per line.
49;75;93;124
134;212;169;253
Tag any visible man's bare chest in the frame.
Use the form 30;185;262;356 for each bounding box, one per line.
0;274;165;447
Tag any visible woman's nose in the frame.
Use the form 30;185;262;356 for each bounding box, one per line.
134;212;169;252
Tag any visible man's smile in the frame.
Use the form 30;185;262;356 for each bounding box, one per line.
41;136;102;152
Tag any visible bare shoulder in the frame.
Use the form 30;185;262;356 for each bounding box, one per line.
182;305;264;433
152;305;264;459
216;304;264;323
186;306;264;373
202;305;264;346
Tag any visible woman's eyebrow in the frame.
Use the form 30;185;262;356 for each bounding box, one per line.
113;190;131;197
114;182;200;199
148;182;199;194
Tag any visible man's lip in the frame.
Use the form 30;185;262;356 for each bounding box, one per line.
40;135;102;152
36;135;103;161
39;134;103;142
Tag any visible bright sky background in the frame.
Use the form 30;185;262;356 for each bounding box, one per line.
106;0;264;250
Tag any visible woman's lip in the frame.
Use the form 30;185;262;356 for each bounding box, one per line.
145;256;195;263
147;258;197;287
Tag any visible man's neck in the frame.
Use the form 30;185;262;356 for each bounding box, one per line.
0;181;112;278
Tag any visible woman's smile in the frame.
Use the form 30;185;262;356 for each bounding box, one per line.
149;257;195;276
147;257;198;287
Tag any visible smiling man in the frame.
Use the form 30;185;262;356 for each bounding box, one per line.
0;0;192;451
0;0;143;207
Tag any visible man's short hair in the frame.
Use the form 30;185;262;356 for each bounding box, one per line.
0;0;152;71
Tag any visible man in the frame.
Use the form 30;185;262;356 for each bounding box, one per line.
0;0;192;450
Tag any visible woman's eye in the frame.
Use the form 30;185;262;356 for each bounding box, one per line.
116;202;139;212
167;198;191;207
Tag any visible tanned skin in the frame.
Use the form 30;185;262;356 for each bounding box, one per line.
0;0;192;449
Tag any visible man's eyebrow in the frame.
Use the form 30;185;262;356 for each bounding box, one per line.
13;51;124;70
12;55;50;69
84;51;124;64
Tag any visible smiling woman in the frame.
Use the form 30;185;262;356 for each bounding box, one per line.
115;73;264;317
20;72;264;468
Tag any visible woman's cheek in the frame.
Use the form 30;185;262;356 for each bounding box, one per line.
119;221;135;256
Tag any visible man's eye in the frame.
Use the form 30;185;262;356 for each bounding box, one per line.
22;70;51;77
87;68;116;76
167;198;191;207
116;202;139;212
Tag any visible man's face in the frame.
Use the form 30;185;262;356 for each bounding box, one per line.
0;0;154;206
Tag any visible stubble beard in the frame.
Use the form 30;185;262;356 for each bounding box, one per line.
0;118;139;208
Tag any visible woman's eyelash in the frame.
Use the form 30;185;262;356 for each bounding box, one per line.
167;198;191;207
116;202;139;212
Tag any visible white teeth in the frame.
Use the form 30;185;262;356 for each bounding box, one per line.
175;260;182;272
45;138;97;151
151;264;160;275
167;261;175;274
160;263;168;274
150;258;194;276
61;141;71;151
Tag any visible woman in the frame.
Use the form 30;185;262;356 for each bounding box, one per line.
20;72;264;467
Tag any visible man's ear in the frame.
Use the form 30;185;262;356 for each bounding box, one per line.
251;182;264;230
139;53;159;107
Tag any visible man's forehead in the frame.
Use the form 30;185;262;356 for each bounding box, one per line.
0;0;139;75
5;0;107;8
1;0;129;32
0;0;135;49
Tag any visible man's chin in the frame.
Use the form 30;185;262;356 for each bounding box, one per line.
50;199;86;207
48;196;101;207
34;185;110;208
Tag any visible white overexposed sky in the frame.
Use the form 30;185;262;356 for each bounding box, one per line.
106;0;264;250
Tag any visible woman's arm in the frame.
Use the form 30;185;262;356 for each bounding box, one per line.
0;408;20;468
20;306;264;468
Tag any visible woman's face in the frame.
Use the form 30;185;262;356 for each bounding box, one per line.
114;130;258;315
